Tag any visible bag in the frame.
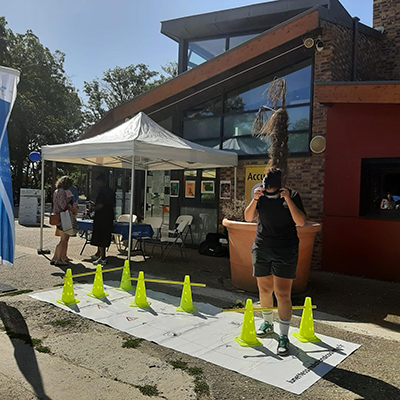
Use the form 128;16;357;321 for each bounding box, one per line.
49;213;61;225
198;233;228;257
60;210;78;236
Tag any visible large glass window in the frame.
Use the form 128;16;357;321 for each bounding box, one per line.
229;34;258;49
188;38;226;69
182;61;312;156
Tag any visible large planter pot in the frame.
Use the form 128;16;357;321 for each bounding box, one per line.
222;219;321;294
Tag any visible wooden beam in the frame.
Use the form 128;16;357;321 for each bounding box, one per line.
84;10;320;138
316;83;400;104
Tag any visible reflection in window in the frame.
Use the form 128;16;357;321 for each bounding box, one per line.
184;98;222;118
225;64;312;112
288;107;310;131
223;113;256;137
360;158;400;219
184;170;197;177
188;38;226;68
202;169;216;178
229;34;258;49
183;117;221;142
288;133;309;153
220;136;269;155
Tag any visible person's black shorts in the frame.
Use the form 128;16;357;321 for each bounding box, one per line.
251;243;298;279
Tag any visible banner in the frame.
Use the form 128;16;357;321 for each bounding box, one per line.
0;66;20;266
245;164;268;202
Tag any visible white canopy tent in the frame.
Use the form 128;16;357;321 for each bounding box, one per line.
39;112;238;258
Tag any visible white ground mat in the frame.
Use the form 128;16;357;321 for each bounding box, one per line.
30;282;360;395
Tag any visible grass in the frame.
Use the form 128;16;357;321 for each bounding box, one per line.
50;319;75;327
5;333;51;353
0;289;33;297
168;359;209;397
134;384;159;397
35;345;51;353
122;337;144;349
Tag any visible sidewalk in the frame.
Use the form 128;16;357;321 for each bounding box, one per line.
0;221;399;399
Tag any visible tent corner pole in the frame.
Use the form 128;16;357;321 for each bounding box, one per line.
127;148;135;260
234;167;237;201
37;158;50;255
143;167;148;220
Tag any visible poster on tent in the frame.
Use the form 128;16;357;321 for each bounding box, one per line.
220;180;231;199
170;181;179;197
18;188;43;226
185;181;195;198
201;181;214;194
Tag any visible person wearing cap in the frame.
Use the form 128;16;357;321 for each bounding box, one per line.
244;167;306;356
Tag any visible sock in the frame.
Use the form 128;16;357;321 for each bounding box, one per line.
279;318;291;337
262;310;273;325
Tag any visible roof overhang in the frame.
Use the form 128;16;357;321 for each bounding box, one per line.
316;82;400;104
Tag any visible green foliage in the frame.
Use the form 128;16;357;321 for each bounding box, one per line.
134;384;159;397
0;17;82;192
82;61;178;131
122;337;144;348
169;359;188;370
50;319;75;327
35;345;51;353
194;376;210;396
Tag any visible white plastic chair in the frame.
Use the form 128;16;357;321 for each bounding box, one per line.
113;214;137;252
161;220;189;262
170;215;194;244
142;217;163;255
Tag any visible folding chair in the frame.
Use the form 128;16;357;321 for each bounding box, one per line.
161;220;188;262
141;217;163;256
171;215;194;244
113;214;137;252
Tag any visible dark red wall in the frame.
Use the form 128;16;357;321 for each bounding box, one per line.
322;103;400;281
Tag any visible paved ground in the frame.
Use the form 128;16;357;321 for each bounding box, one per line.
0;220;399;399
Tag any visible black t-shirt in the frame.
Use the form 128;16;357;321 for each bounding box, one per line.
255;189;306;248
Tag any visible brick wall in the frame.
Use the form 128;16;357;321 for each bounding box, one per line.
219;18;382;268
373;0;400;80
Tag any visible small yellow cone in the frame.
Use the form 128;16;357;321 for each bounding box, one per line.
293;297;320;343
130;271;151;308
57;269;79;305
234;299;263;347
117;260;133;291
176;275;196;313
87;265;108;298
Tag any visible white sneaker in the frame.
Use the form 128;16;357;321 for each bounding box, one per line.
90;254;100;261
93;257;107;266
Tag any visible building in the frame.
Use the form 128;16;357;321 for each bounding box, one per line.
84;0;400;282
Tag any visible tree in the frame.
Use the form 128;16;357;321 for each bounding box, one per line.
82;61;178;130
0;17;82;192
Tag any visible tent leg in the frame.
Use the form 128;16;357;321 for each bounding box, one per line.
234;167;237;201
37;158;50;255
127;149;135;260
143;167;148;220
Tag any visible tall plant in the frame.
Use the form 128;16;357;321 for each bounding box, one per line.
252;78;289;185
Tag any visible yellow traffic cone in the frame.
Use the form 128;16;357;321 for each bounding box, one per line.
130;271;151;308
87;265;108;298
293;297;320;343
176;275;196;313
57;269;80;305
117;260;133;291
234;299;263;347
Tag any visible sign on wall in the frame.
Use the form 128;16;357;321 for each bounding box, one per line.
245;165;268;202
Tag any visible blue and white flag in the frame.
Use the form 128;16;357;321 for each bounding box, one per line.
0;66;20;266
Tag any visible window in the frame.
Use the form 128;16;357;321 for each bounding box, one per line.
229;34;258;49
188;38;226;69
182;61;312;156
360;158;400;220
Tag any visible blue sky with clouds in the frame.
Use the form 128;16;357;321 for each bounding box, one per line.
1;0;373;96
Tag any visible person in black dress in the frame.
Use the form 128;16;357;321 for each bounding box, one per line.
90;173;116;265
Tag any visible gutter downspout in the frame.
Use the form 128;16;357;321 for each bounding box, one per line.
352;17;360;81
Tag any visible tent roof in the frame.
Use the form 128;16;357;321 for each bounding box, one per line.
41;112;238;170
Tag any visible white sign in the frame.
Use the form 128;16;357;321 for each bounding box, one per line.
18;188;43;226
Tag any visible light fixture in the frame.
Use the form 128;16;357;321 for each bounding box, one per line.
310;135;326;154
303;37;315;48
315;37;325;52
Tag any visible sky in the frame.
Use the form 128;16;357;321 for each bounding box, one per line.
1;0;373;98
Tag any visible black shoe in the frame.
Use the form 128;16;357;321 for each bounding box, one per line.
277;335;290;356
